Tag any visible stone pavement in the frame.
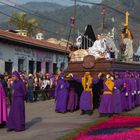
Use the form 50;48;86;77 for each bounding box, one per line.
0;100;140;140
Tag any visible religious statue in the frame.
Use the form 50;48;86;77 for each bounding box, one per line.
88;34;110;60
121;11;134;62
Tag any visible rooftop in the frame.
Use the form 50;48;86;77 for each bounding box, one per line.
0;29;70;54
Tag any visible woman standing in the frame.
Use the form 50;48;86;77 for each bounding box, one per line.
7;71;26;131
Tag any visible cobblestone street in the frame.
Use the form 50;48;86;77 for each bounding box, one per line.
0;100;140;140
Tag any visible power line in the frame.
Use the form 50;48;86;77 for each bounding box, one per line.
0;0;67;27
71;0;140;24
0;9;69;37
4;0;90;39
0;0;76;41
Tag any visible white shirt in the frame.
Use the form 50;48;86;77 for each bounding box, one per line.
41;79;50;89
88;39;110;59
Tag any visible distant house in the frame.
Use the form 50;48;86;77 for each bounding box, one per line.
0;29;69;74
16;30;28;37
47;38;73;48
36;33;44;40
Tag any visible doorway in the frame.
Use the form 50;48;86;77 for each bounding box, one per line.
18;59;24;72
46;62;49;73
53;63;57;74
5;62;12;74
36;61;41;73
29;60;34;74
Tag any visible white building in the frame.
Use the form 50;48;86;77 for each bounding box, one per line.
0;29;69;74
36;33;44;40
16;30;28;37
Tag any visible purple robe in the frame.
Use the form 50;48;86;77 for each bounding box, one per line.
55;76;69;113
126;77;133;110
49;74;56;98
138;77;140;105
135;78;139;106
7;79;26;131
0;83;8;124
121;77;132;110
121;78;127;111
113;78;123;114
67;87;78;112
131;77;137;108
73;76;99;111
98;79;114;114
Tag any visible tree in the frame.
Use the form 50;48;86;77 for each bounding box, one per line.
26;18;40;37
9;12;27;30
9;12;40;37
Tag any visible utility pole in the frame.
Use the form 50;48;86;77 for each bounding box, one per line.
63;17;75;68
63;0;76;67
73;0;77;47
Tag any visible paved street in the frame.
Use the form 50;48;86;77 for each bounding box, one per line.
0;100;140;140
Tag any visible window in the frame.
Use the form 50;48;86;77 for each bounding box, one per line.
18;59;24;72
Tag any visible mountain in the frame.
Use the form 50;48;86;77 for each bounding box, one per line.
21;1;64;12
102;0;140;48
15;0;102;6
0;1;65;22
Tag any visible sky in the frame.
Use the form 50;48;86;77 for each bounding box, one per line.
13;0;102;6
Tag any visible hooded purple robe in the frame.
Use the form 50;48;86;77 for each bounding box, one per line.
7;71;26;131
113;78;123;114
55;72;69;113
0;83;8;124
73;76;99;111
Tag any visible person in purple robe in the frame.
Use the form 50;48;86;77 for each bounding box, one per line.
7;71;27;132
130;72;137;108
137;72;140;105
123;72;133;111
120;72;127;111
55;72;69;113
67;81;78;112
133;72;139;107
68;72;99;115
138;72;140;105
112;72;123;114
98;74;114;117
0;82;8;127
49;73;56;98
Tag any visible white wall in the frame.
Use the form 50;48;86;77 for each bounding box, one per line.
0;42;68;74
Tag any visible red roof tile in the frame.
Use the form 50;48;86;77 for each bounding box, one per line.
0;29;70;53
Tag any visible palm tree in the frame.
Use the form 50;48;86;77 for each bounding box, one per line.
9;12;40;37
9;12;27;30
26;18;40;37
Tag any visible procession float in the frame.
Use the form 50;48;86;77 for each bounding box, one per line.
65;11;140;77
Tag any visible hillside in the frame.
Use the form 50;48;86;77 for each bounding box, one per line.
103;0;140;48
0;1;65;22
22;2;64;12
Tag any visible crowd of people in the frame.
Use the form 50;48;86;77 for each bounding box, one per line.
0;71;57;105
0;71;58;131
56;71;140;117
1;70;140;132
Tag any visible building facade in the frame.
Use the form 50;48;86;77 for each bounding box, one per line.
0;29;69;74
